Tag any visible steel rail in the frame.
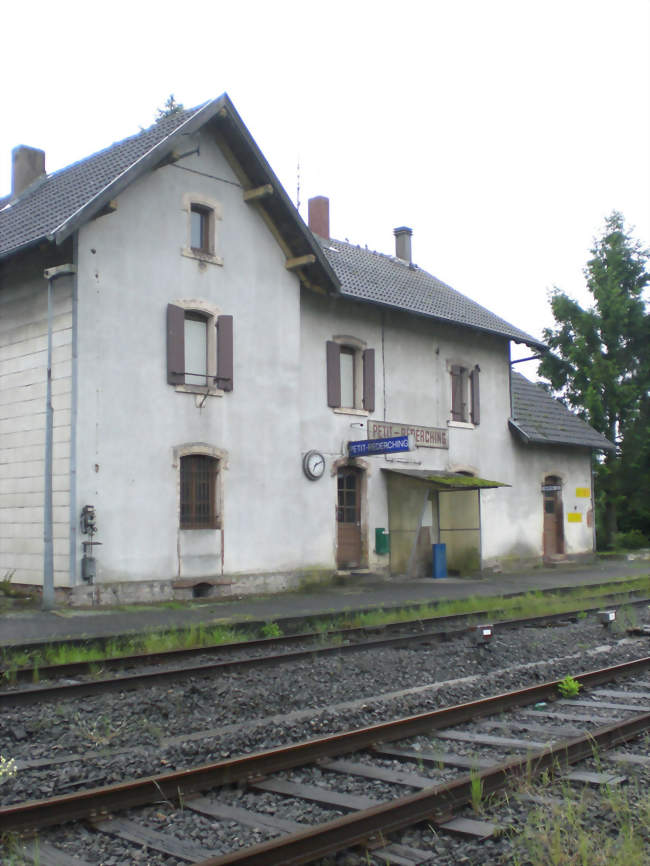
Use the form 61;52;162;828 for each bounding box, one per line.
194;709;650;866
1;655;648;835
3;596;648;706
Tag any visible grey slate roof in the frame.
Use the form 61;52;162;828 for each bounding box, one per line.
509;371;614;451
320;238;544;349
0;107;203;259
0;95;338;293
1;92;542;350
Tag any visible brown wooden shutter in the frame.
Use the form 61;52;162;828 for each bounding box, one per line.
217;315;234;391
451;365;463;421
470;365;480;425
167;303;185;384
362;348;375;412
326;341;341;407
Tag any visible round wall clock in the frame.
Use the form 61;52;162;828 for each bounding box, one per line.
303;450;325;481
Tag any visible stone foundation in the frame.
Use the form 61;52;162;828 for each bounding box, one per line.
66;568;337;607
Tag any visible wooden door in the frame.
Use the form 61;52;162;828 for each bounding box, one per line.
542;476;564;557
337;467;362;568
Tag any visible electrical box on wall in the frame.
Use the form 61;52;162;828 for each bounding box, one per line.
81;555;96;582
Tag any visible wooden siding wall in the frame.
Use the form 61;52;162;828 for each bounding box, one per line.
0;272;72;587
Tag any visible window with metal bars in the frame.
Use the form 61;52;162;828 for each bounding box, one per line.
180;455;219;529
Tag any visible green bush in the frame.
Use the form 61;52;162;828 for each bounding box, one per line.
613;529;648;550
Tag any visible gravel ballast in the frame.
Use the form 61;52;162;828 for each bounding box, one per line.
2;614;650;864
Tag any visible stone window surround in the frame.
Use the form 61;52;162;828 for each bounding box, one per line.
181;192;223;266
332;334;369;416
446;358;476;428
172;443;229;531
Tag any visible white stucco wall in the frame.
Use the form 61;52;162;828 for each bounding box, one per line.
74;131;305;585
299;290;595;572
480;441;594;565
0;256;72;586
1;131;595;596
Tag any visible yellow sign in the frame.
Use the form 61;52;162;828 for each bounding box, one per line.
575;487;591;498
567;513;582;523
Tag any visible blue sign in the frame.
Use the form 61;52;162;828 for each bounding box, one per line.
348;435;413;457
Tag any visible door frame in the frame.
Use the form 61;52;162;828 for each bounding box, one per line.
542;474;565;558
332;457;369;569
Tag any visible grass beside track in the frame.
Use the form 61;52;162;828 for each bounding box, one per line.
1;573;649;678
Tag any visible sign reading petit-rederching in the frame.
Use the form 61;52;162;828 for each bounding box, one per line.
348;435;414;457
368;420;449;450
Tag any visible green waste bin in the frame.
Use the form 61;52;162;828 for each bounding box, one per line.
375;528;390;555
432;543;447;578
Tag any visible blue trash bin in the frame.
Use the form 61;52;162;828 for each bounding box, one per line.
432;543;447;579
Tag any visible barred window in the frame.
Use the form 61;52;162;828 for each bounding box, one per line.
180;455;219;529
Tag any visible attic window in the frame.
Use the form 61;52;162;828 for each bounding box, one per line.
181;194;223;266
191;204;212;253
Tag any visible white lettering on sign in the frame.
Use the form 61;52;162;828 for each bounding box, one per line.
368;420;449;449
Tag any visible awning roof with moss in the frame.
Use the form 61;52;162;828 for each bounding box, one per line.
381;468;510;491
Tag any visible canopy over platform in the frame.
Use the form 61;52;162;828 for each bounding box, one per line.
381;468;510;491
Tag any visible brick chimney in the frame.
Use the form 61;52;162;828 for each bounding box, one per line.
12;145;46;197
394;226;413;263
308;196;329;239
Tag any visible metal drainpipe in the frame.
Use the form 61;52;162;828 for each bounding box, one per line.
69;237;79;586
42;264;76;610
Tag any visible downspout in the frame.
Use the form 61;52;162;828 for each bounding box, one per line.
42;263;76;609
508;342;513;418
69;235;79;585
591;454;597;553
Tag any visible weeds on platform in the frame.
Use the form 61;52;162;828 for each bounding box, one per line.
0;623;248;677
2;573;650;675
557;675;582;698
260;621;282;638
510;778;650;865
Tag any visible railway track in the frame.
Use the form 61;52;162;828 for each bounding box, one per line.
2;596;648;709
2;656;650;865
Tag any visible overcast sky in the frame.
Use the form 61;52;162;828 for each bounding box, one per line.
3;0;648;374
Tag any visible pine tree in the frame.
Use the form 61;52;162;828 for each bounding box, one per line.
156;94;184;122
538;212;649;547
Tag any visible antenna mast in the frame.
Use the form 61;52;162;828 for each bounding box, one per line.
296;158;301;212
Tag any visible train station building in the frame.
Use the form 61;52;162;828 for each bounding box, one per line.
0;94;613;603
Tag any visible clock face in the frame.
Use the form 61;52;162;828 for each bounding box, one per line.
303;450;325;480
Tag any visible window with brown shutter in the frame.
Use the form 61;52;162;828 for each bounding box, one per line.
326;341;341;407
450;363;479;425
451;365;467;421
470;365;480;425
166;304;233;393
326;340;375;411
363;348;375;412
216;315;234;391
180;455;219;529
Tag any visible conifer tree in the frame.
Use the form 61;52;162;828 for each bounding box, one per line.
538;212;649;546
